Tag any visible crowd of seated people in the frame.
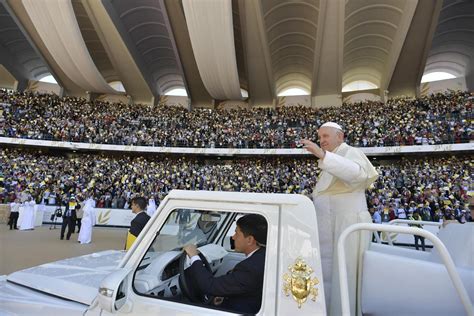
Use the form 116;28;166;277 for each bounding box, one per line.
1;148;471;223
0;89;471;148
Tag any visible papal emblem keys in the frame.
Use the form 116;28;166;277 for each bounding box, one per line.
283;257;319;308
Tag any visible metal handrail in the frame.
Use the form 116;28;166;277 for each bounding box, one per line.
372;219;443;245
375;219;443;245
388;219;443;227
337;223;473;316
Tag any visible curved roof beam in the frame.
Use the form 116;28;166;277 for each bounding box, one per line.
261;0;321;99
276;72;312;81
32;69;49;78
4;38;26;46
264;2;319;19
437;14;474;26
164;0;212;107
273;54;313;66
22;0;116;93
0;26;19;33
430;40;474;49
277;79;311;93
344;33;393;47
277;61;313;73
348;1;418;92
278;80;311;90
387;0;443;96
129;22;166;34
268;32;316;47
182;0;241;100
267;17;317;33
344;45;389;57
424;0;474;91
343;74;380;88
311;0;343;97
272;44;314;56
344;60;384;73
119;6;161;18
424;64;464;77
428;50;471;62
434;29;474;39
135;34;170;46
72;0;120;88
274;66;313;85
81;0;154;102
103;0;187;99
344;55;385;66
141;46;174;57
345;4;403;21
344;72;381;83
345;20;397;35
238;0;275;106
426;60;467;71
6;0;84;91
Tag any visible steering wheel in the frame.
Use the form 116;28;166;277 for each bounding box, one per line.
178;251;212;303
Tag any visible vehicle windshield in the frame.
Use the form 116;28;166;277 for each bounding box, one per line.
153;208;227;252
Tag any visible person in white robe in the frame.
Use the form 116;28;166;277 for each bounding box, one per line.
78;197;96;244
146;197;157;217
301;122;378;316
19;198;36;230
34;201;46;227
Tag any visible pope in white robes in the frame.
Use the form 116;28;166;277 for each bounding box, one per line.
301;122;378;316
78;198;96;244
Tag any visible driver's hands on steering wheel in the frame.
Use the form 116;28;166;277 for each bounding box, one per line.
183;244;199;257
179;246;212;303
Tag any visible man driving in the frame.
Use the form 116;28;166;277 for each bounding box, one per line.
183;214;267;314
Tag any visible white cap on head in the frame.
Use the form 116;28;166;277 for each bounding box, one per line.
320;122;343;131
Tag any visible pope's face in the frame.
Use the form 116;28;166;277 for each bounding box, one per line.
317;127;344;152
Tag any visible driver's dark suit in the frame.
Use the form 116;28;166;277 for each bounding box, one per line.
188;247;265;314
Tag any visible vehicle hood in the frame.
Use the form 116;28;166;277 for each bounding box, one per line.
6;250;126;306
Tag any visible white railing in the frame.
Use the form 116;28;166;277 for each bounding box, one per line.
373;219;443;245
388;219;443;227
337;223;473;316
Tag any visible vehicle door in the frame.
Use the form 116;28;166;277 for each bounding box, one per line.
86;197;279;316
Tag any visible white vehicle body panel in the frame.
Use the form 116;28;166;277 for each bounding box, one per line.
85;191;326;315
1;190;470;316
5;250;125;306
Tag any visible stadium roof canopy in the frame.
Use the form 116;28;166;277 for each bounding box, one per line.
0;0;472;105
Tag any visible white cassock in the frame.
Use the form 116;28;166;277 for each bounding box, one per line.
311;142;378;316
146;199;157;217
19;201;36;230
34;203;46;227
78;199;96;244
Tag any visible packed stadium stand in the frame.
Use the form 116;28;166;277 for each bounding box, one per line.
0;1;473;316
0;0;472;224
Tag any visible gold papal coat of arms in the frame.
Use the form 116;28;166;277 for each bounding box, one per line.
283;257;319;308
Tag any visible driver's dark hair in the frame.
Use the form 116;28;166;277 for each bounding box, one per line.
237;214;268;246
131;196;147;210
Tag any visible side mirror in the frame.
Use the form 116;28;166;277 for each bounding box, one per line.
98;268;133;313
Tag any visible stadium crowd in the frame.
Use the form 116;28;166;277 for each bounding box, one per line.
1;148;471;223
1;89;472;148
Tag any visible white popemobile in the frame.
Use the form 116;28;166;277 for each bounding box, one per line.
0;190;472;315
